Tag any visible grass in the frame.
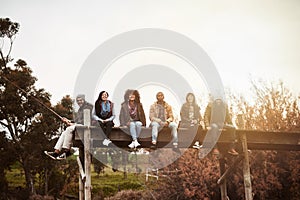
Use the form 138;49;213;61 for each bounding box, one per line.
5;160;148;198
5;162;26;189
91;166;147;198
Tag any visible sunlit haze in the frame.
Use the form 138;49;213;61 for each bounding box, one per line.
1;0;300;111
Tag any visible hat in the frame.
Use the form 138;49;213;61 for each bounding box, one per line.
76;94;85;100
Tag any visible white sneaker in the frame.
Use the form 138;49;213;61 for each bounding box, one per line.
193;141;201;149
128;141;135;148
103;139;112;146
134;140;140;148
173;142;178;148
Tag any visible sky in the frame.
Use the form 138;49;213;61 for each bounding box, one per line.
1;0;300;124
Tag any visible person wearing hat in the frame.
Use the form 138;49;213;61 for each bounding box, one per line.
44;94;93;160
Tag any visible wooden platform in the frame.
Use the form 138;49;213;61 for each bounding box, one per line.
75;126;300;151
75;110;300;200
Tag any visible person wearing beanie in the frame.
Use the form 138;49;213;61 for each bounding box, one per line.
44;94;93;160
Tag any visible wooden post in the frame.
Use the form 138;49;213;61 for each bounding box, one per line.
241;132;253;200
219;156;228;200
236;114;253;200
79;176;84;200
84;109;91;199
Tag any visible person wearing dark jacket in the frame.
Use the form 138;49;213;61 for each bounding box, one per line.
180;93;202;127
44;94;93;160
202;97;238;156
180;93;203;149
119;90;146;148
93;91;115;146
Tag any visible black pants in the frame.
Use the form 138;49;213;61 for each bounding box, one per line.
99;121;114;138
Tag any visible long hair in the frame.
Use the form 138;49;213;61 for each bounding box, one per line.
186;92;196;105
95;91;109;117
123;89;134;103
132;90;141;103
96;91;108;103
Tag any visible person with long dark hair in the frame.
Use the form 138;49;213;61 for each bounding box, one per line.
180;93;202;127
119;90;146;148
180;93;203;149
93;91;115;146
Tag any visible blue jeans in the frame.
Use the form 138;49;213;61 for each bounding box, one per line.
129;121;142;140
151;121;178;143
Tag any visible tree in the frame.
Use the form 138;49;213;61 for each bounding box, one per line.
0;58;60;195
230;79;300;199
0;131;17;198
0;18;20;68
0;18;74;197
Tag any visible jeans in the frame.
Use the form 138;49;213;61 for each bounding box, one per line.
151;121;178;143
129;121;142;140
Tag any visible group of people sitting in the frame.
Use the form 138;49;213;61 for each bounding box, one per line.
45;90;238;160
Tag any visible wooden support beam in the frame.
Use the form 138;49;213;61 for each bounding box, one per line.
219;156;228;200
241;132;253;200
83;109;91;200
217;155;244;185
78;176;84;200
76;156;86;182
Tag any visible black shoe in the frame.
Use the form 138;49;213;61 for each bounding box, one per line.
150;144;157;150
56;152;67;160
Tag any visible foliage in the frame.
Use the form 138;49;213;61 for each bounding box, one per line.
0;18;20;67
0;131;17;197
105;79;300;200
0;17;76;198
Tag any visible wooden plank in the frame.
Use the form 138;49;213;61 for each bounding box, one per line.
74;126;300;151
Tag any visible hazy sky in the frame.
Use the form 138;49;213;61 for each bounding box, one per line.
1;0;300;111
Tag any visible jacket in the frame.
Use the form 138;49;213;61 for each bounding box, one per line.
204;101;232;128
75;102;93;125
149;101;174;123
119;102;146;126
180;102;202;124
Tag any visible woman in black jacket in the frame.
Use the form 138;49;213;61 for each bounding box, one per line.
93;91;115;146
